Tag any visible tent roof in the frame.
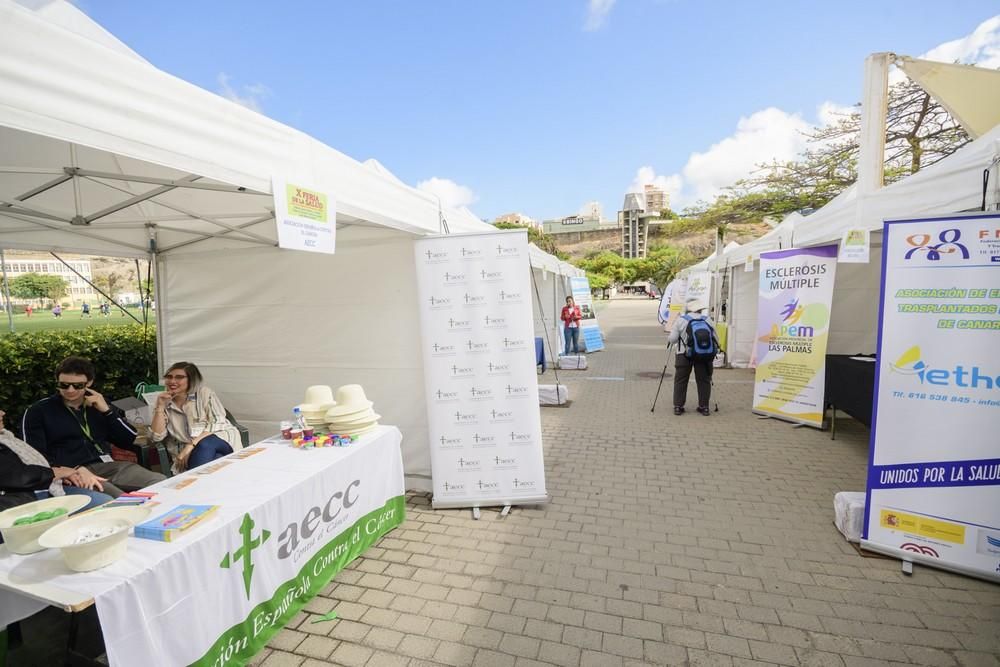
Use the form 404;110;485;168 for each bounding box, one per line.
897;56;1000;140
0;0;494;259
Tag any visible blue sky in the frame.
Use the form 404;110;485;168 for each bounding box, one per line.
77;1;1000;222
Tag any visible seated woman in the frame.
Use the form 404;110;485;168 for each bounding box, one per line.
150;362;241;473
0;409;112;513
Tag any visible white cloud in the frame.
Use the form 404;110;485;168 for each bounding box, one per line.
583;0;615;31
216;72;271;112
919;15;1000;68
417;177;478;209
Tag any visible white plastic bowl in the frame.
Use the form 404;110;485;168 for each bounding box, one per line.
38;510;144;572
0;495;90;555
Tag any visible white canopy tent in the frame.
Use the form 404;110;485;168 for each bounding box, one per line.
0;0;569;489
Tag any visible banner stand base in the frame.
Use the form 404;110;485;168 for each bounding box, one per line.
432;495;550;511
859;539;1000;584
750;410;823;430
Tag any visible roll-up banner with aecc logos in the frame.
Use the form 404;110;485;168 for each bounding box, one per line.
863;213;1000;582
414;230;548;509
752;245;838;427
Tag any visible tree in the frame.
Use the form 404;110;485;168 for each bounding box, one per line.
9;273;68;302
94;270;128;298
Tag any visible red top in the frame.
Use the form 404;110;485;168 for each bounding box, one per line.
561;305;582;328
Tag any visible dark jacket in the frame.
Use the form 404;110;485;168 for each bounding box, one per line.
0;443;54;511
22;395;136;468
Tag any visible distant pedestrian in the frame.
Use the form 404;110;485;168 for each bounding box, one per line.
668;300;719;416
24;305;32;318
100;302;109;317
560;296;582;355
52;304;62;318
80;302;91;318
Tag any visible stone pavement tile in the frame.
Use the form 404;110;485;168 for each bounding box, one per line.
294;635;339;660
328;642;374;667
269;628;307;652
537;640;582;667
686;649;735;666
363;650;411;667
471;649;517;667
396;634;440;661
432;640;478;666
261;650;304;667
580;649;623;667
794;648;847;667
954;651;1000;667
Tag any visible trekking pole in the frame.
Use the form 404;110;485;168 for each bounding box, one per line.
650;342;674;413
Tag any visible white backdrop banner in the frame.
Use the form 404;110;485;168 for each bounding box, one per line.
752;245;838;427
569;276;604;352
414;231;548;508
863;213;1000;582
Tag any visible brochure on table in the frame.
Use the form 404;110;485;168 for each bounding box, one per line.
414;231;548;509
863;213;1000;582
0;427;405;666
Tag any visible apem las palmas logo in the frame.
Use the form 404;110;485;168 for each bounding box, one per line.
904;228;969;261
890;345;999;390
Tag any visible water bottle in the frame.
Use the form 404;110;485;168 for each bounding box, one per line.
292;407;307;431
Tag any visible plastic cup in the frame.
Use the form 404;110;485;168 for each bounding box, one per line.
280;421;293;439
290;428;303;440
303;426;315;439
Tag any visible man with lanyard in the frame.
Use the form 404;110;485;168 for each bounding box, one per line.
22;356;164;498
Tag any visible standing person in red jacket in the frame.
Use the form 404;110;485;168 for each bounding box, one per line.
560;296;582;355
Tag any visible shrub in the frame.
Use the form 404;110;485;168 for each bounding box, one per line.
0;325;156;438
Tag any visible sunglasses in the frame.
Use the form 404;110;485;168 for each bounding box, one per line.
163;374;188;381
57;382;88;390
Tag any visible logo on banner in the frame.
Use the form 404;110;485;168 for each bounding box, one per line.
434;389;460;402
424;249;449;263
456;457;481;470
470;386;493;400
512;478;537;490
441;481;466;495
889;345;998;391
502;337;527;350
509;430;533;444
493;455;517;469
466;339;490;353
484;315;507;329
487;361;511;375
904;229;969;261
480;269;504;282
431;342;457;356
495;242;519;257
780;299;803;324
439;434;463;448
977;530;1000;556
450;364;474;378
460;246;483;259
286;185;328;222
463;293;487;306
442;271;467;284
498;290;523;303
220;513;272;600
900;542;939;558
447;317;472;331
453;410;478;425
428;296;452;309
477;479;501;492
471;432;496;447
505;383;530;397
489;408;514;423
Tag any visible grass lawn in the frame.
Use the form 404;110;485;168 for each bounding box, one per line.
0;308;156;336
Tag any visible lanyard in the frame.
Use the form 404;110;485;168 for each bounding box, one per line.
66;404;105;455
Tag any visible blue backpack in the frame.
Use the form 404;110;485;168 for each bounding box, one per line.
683;315;717;360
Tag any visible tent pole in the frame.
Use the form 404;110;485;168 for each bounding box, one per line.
1;249;13;333
151;229;166;379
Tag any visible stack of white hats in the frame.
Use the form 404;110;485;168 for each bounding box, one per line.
298;385;336;426
325;384;379;435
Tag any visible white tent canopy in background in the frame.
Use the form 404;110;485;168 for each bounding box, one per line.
0;0;570;490
681;87;1000;367
897;57;1000;140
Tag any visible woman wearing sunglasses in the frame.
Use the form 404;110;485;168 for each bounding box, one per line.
149;362;241;473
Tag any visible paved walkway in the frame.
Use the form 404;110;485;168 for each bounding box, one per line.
258;299;1000;667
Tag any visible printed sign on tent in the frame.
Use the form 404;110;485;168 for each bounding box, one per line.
413;231;548;509
744;254;754;272
273;178;336;254
863;213;1000;582
569;276;604;352
839;227;870;263
751;245;838;427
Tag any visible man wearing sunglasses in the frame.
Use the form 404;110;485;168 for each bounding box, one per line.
21;356;164;498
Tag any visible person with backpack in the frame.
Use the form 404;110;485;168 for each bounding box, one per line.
667;299;719;416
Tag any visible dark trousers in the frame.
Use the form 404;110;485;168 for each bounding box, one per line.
88;461;165;498
673;354;713;408
188;434;233;469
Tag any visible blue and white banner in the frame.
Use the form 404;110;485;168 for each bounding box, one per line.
864;213;1000;582
569;276;604;352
